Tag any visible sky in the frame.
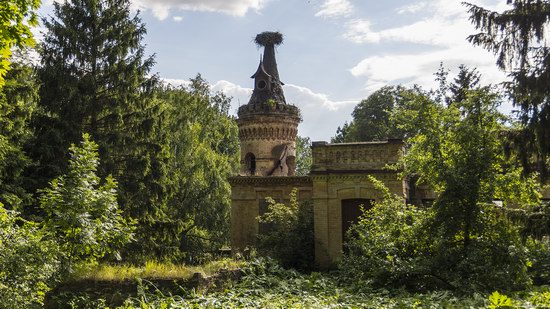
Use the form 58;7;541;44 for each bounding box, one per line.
37;0;512;142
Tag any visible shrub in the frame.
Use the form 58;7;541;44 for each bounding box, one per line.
526;237;550;285
428;203;531;292
257;188;314;270
39;133;134;273
341;176;531;293
340;176;434;291
0;205;60;308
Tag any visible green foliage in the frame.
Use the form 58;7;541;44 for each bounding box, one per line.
55;258;550;308
0;204;60;308
386;67;541;291
154;75;239;262
342;177;535;293
69;258;243;282
488;291;514;309
40;134;134;272
0;54;39;209
257;189;314;270
341;176;434;290
30;0;171;260
295;135;312;176
332;85;406;143
525;237;550;285
0;0;40;87
466;0;550;180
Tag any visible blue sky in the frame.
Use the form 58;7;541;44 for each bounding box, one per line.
38;0;510;141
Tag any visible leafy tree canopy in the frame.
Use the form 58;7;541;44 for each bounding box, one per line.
391;67;541;289
295;136;312;176
0;0;40;87
332;85;406;143
152;75;239;262
29;0;172;260
0;54;39;209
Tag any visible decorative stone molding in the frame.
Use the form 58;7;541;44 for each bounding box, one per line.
311;140;404;171
229;176;312;186
238;126;298;141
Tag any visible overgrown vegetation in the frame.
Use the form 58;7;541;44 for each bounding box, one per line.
1;0;550;306
40;134;134;273
52;258;550;308
257;188;315;270
69;259;243;282
0;205;59;308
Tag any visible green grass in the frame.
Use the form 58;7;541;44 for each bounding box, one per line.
53;258;550;308
70;258;244;282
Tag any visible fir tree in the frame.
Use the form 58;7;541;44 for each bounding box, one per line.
0;54;39;210
466;0;550;180
30;0;170;259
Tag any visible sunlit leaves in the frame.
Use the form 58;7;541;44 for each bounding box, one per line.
39;134;134;271
0;0;40;87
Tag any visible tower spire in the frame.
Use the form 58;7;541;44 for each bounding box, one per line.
248;31;286;105
237;31;301;177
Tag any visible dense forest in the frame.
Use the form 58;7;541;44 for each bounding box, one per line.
0;0;550;308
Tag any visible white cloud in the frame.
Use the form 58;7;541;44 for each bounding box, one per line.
345;2;472;46
350;47;506;91
396;1;427;14
315;0;353;18
283;84;356;111
131;0;266;20
162;77;192;87
172;16;183;22
345;0;507;92
206;80;357;140
211;80;253;108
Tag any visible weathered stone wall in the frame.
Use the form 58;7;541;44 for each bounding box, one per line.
229;176;313;250
310;140;408;267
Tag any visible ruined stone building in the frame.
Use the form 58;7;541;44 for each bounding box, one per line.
229;32;550;268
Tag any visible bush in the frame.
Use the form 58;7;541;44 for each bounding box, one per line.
340;176;434;291
341;176;531;293
39;134;134;273
0;205;60;308
428;203;531;292
257;188;314;270
526;237;550;285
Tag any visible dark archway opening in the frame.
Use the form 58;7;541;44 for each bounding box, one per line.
341;198;373;249
245;153;256;175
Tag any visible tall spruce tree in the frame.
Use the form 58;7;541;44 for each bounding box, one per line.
465;1;550;180
0;54;39;210
30;0;170;259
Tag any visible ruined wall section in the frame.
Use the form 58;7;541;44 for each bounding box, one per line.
310;140;408;267
229;176;313;250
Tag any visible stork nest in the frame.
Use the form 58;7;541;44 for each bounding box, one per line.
255;31;283;47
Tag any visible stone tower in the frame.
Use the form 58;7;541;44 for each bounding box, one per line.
237;32;301;176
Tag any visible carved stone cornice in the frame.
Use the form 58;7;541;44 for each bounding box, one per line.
229;176;312;186
310;171;400;182
238;126;298;141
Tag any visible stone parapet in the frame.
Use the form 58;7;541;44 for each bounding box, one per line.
311;140;404;172
237;102;301;119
